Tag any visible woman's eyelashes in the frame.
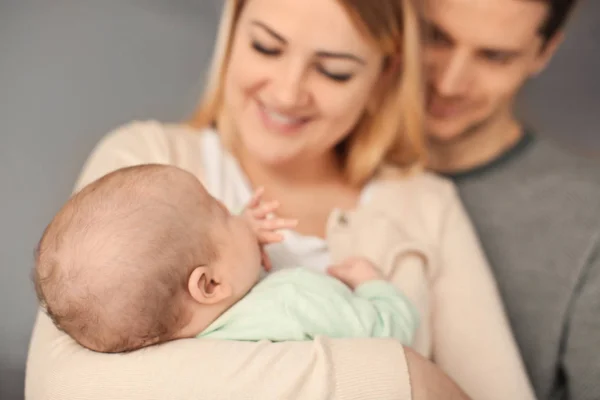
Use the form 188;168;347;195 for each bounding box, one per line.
250;40;354;83
316;67;353;83
251;41;281;56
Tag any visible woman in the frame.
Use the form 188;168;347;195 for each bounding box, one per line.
25;0;534;399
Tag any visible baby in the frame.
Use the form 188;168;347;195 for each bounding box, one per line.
33;164;419;353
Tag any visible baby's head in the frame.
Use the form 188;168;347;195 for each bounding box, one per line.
33;164;262;353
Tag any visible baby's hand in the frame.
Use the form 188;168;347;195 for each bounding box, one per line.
242;187;297;272
327;256;384;290
242;187;298;244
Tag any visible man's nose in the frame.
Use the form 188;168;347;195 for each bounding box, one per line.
429;50;472;97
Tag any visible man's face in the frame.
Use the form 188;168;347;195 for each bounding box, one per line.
423;0;558;143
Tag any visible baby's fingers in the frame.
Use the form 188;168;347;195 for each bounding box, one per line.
251;200;281;218
260;218;298;231
326;264;352;283
247;186;266;209
258;231;285;244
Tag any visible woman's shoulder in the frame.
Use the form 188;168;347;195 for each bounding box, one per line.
364;166;463;246
74;120;217;192
98;119;214;156
373;165;460;209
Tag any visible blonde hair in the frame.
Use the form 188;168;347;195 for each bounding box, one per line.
189;0;426;185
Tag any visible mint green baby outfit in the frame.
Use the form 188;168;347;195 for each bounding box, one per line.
198;268;419;345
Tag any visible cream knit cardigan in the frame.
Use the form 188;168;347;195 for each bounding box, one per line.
25;121;535;400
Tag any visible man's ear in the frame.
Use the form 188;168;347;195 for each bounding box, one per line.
531;32;564;76
187;265;232;305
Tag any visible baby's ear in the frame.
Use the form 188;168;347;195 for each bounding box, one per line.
188;266;232;305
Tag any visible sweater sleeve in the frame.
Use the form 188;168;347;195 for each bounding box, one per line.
562;236;600;400
26;310;411;400
430;185;537;400
25;121;413;400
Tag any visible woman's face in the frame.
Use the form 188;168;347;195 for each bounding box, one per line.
223;0;384;167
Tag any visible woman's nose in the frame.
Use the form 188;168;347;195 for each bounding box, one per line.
268;59;310;109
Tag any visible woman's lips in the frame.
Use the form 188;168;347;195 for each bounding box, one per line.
257;101;311;135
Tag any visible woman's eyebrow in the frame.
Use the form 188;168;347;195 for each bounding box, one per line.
250;21;286;43
250;20;366;65
315;51;366;65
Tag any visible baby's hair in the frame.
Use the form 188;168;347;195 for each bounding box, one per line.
33;164;221;352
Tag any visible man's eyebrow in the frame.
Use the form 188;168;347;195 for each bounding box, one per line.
478;47;523;58
426;20;455;44
427;20;523;58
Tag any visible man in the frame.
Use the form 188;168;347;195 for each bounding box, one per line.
422;0;600;399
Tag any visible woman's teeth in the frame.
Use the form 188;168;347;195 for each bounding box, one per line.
265;108;304;125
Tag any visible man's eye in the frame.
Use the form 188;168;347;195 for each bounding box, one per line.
425;27;450;46
482;51;512;64
251;41;281;56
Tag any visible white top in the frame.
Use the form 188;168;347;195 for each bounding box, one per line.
199;129;372;273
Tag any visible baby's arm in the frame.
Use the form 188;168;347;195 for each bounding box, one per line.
209;261;419;344
326;257;420;344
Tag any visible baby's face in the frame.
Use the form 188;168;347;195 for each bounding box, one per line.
213;200;263;298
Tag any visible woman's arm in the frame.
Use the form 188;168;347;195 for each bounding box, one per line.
26;310;415;400
430;186;536;400
25;121;471;400
27;310;472;400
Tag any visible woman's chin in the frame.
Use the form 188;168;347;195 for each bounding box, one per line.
235;126;300;163
248;144;299;167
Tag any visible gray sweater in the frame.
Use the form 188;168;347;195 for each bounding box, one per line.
448;133;600;400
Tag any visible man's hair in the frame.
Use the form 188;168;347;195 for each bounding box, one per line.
33;164;219;353
537;0;578;42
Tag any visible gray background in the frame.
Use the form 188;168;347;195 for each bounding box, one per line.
0;1;598;399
